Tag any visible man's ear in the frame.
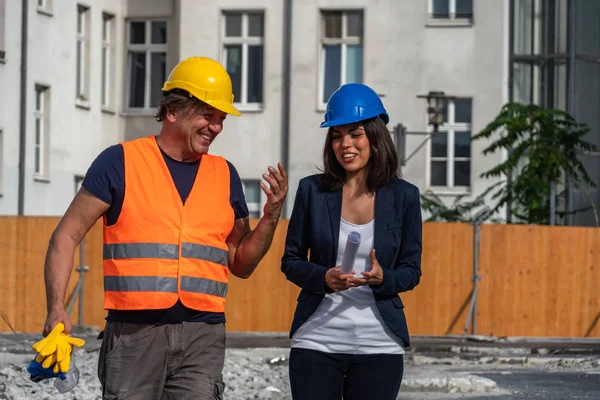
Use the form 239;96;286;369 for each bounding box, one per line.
165;109;178;123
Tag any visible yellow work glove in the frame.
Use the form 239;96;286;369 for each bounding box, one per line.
32;323;65;357
32;323;86;373
54;335;86;373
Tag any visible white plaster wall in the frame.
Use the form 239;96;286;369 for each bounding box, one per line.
1;0;126;216
0;0;22;214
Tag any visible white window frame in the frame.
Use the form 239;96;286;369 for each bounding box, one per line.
101;12;115;110
242;179;263;219
428;0;473;21
34;85;50;180
74;175;84;194
125;19;168;112
37;0;53;15
76;4;90;106
426;99;472;193
318;10;363;109
221;11;265;111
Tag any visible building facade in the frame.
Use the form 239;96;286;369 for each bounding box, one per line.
11;0;590;224
0;0;126;215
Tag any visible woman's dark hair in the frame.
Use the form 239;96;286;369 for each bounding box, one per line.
155;89;207;122
319;117;400;192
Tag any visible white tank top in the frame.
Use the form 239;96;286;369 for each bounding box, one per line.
291;218;405;354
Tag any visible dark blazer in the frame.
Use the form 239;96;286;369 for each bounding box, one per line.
281;174;422;348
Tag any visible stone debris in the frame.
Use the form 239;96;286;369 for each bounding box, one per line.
0;348;293;400
0;337;598;399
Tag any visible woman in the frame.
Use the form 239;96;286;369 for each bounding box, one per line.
281;83;423;400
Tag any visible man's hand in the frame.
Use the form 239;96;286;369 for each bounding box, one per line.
325;267;353;292
261;162;288;219
43;308;72;336
346;249;384;288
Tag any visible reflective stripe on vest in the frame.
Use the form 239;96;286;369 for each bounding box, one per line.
103;242;229;298
103;275;228;297
103;242;228;265
103;243;179;260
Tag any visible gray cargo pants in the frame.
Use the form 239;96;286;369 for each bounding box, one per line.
98;321;225;400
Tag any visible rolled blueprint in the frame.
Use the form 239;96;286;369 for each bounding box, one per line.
340;231;361;274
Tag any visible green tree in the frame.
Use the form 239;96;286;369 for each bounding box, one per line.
420;185;501;223
420;103;598;225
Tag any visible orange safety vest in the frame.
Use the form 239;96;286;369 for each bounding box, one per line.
102;135;235;313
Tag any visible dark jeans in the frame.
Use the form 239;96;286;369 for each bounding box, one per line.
98;321;225;400
289;348;404;400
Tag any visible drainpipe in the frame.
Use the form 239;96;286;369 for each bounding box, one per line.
506;0;515;224
566;0;575;226
18;0;29;215
281;0;292;217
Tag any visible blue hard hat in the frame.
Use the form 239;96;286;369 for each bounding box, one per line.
320;83;389;128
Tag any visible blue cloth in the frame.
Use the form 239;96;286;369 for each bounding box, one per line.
82;141;249;325
281;174;422;347
27;360;66;383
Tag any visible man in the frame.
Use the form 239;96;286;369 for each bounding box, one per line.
42;56;288;399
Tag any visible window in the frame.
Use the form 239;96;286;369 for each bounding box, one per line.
222;11;264;108
74;175;84;194
76;5;90;103
126;20;167;110
430;0;473;20
242;180;262;219
37;0;52;13
320;10;363;105
429;98;472;189
511;0;569;109
102;13;115;109
34;85;50;179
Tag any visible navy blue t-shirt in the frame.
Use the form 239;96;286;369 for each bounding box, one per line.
82;142;249;325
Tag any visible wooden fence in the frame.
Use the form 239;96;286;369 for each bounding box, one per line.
0;217;598;337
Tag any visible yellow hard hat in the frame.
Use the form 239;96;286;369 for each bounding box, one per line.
162;56;241;116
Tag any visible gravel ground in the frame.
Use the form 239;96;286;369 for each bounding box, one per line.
1;333;599;400
0;347;292;400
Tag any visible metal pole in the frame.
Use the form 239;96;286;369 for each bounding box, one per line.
280;0;292;217
472;223;480;334
506;0;515;224
550;182;556;225
566;0;576;225
18;0;29;215
465;222;481;335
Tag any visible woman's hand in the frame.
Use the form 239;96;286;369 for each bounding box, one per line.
325;266;353;292
347;249;384;288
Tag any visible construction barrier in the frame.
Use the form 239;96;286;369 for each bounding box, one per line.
0;217;598;338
